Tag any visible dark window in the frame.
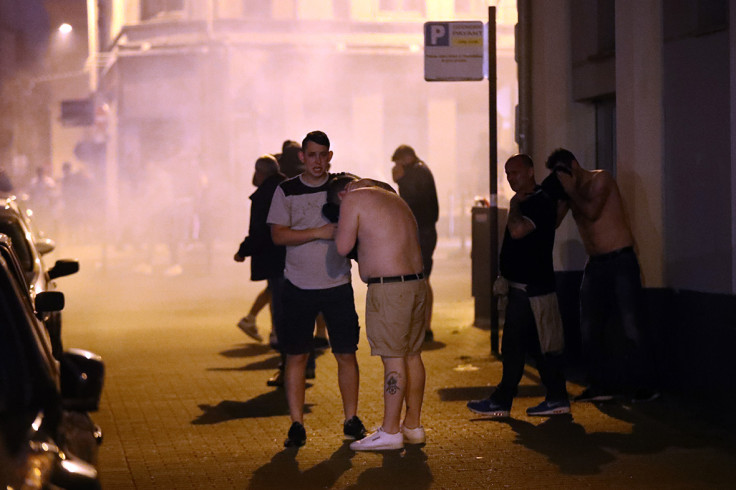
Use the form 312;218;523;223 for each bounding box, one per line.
595;97;616;175
571;0;615;62
664;0;728;40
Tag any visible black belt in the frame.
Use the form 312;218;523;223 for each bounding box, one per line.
589;246;635;262
367;273;424;284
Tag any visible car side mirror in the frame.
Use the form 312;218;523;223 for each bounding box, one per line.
48;259;80;280
35;291;65;312
60;349;105;412
33;237;56;255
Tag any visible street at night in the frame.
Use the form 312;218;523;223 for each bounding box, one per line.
54;240;736;489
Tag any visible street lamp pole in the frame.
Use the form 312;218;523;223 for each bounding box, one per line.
86;0;98;92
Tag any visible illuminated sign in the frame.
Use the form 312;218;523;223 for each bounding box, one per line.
424;21;484;81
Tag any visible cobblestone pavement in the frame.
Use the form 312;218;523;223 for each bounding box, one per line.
57;241;736;489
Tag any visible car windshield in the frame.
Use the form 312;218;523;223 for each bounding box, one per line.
0;218;32;273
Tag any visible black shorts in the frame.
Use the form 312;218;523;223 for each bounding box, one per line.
418;226;437;277
279;280;360;355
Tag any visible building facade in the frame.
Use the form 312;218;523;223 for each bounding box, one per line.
521;0;735;400
93;0;519;245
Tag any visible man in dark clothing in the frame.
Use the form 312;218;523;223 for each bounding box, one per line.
467;154;569;418
234;154;294;386
277;140;304;179
391;144;439;342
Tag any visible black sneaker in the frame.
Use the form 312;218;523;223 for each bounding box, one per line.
573;388;616;403
284;422;306;447
343;415;367;440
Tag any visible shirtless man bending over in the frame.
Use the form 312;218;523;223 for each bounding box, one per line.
331;176;428;451
546;148;658;403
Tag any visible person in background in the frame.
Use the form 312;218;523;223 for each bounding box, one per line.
391;145;439;343
467;154;569;418
544;148;658;403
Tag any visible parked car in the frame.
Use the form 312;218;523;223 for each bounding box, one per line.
0;196;79;358
0;234;103;489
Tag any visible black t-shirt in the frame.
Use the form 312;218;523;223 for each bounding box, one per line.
499;187;556;296
397;162;439;228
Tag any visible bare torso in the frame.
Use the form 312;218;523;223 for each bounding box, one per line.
569;170;634;256
335;187;424;282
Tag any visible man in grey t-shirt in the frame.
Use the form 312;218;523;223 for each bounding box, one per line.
267;130;366;448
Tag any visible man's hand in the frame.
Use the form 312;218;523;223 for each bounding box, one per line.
555;168;576;196
314;223;337;240
233;253;245;262
391;164;404;183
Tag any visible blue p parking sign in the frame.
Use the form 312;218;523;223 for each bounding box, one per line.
424;21;484;81
425;22;449;47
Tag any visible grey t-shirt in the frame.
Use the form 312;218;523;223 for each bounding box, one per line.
267;175;351;290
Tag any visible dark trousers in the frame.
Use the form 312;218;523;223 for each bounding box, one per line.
493;288;568;405
580;248;653;392
268;275;314;370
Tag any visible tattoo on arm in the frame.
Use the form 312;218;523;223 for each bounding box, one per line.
385;371;401;395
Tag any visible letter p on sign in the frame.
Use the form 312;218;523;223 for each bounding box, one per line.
425;22;449;46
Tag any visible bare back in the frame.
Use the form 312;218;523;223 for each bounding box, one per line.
570;170;634;255
335;187;424;283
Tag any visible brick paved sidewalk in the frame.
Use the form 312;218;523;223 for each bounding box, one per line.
59;242;736;489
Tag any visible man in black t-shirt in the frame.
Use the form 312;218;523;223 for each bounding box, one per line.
467;154;569;418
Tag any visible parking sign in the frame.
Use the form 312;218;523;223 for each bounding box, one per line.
424;21;484;81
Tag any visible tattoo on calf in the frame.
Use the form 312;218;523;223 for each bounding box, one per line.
385;371;401;395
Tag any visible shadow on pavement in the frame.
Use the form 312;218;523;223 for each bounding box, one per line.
594;400;735;452
420;341;446;352
191;393;313;424
345;445;432;489
248;442;355;489
208;355;282;372
501;415;615;475
493;401;735;476
218;344;274;358
437;384;546;402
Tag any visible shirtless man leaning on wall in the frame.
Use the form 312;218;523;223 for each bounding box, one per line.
545;148;658;403
330;175;428;451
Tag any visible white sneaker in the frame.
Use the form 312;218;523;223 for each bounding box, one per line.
401;424;425;444
237;317;263;342
349;427;403;451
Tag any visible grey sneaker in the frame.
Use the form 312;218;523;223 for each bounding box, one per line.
401;424;426;444
467;398;511;418
526;400;571;416
350;427;403;451
237;317;263;342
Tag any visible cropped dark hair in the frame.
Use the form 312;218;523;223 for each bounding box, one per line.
326;173;359;205
508;153;534;168
254;154;280;176
391;144;419;163
302;130;330;150
545;148;576;170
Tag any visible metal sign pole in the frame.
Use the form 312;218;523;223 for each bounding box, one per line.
488;6;500;353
